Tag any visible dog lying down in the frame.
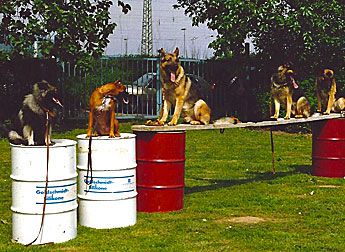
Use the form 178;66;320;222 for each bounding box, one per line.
4;80;63;145
213;117;241;125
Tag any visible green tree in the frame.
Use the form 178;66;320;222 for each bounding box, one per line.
174;0;345;74
0;0;130;66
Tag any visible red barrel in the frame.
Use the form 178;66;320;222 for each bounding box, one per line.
134;131;186;212
312;119;345;177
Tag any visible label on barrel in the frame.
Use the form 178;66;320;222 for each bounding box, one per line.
82;175;135;194
35;181;77;205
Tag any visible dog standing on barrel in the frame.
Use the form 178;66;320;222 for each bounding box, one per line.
147;47;211;126
270;63;310;119
316;69;337;114
3;80;63;145
86;80;129;138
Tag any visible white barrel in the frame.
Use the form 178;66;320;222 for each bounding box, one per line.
11;139;77;245
77;133;137;229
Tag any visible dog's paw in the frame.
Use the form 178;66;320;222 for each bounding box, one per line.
145;120;156;126
145;120;164;126
168;121;177;126
190;120;201;125
284;116;290;120
323;111;330;115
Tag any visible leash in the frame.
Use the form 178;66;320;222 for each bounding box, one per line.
85;116;101;189
86;129;94;187
270;127;276;174
26;112;51;246
85;95;116;189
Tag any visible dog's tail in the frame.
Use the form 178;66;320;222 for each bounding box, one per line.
0;124;27;145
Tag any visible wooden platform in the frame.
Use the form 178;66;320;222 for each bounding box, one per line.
131;113;343;132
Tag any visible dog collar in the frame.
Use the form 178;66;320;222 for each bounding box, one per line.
272;81;288;88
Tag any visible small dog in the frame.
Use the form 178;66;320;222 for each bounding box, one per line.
316;69;337;114
5;80;63;145
146;47;211;126
332;97;345;113
86;80;129;138
270;63;310;119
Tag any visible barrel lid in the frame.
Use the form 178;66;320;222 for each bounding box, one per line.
77;133;136;140
10;139;76;148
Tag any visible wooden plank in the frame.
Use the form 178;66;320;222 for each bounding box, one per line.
131;113;343;132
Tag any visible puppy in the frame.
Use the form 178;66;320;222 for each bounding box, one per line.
270;63;310;119
6;80;63;145
86;80;129;138
316;69;337;114
147;47;211;126
332;97;345;113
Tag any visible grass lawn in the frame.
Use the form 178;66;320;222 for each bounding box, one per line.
1;122;345;251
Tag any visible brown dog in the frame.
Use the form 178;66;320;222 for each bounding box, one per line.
147;47;211;126
316;69;337;115
86;80;129;137
270;63;310;119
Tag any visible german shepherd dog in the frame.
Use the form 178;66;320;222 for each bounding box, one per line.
146;47;211;126
86;80;129;138
316;69;337;114
270;63;310;119
3;80;63;145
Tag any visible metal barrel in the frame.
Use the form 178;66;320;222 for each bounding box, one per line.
11;139;77;245
134;131;186;212
312;119;345;177
77;133;137;229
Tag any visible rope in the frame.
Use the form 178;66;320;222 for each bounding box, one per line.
86;132;93;187
85;119;99;190
26;112;51;246
270;127;276;174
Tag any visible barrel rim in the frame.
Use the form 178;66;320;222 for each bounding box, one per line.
78;195;138;201
77;133;136;140
133;131;186;134
10;139;76;148
77;165;137;171
10;174;78;181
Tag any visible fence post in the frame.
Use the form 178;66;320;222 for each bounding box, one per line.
155;57;162;116
243;42;250;121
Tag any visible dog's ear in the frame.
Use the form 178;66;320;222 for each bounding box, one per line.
158;48;165;56
174;47;179;57
324;69;334;78
37;80;49;91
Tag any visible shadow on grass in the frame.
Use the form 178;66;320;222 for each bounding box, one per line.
185;165;313;195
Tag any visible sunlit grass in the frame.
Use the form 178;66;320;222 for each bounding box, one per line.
1;123;345;251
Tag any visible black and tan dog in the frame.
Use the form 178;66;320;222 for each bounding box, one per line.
86;80;129;138
4;80;63;145
146;47;211;126
315;69;337;114
270;63;310;119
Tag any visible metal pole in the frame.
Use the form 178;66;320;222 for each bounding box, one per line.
181;28;186;58
270;127;276;174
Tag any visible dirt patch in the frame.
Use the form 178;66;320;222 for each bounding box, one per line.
216;216;269;224
316;185;341;188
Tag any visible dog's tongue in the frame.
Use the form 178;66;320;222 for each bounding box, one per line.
53;97;63;107
122;98;129;104
292;78;299;89
170;72;176;82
